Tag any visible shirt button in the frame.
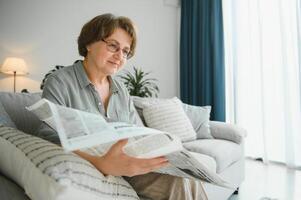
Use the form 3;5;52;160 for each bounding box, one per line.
98;102;101;105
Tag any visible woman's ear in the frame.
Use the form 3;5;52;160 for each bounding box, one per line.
86;44;91;52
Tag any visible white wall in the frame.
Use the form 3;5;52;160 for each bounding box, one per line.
0;0;180;98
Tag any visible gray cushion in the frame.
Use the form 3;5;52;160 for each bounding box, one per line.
183;139;243;173
182;103;212;139
0;172;30;200
0;101;16;128
0;92;42;135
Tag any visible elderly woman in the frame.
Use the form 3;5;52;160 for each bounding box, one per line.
40;13;207;200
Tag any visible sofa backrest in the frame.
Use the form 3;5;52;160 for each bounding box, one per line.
0;92;42;135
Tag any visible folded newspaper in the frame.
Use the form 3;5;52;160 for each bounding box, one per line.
27;98;232;188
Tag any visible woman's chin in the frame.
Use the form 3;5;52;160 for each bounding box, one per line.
107;67;118;75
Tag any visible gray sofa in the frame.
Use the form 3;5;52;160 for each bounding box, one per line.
0;92;246;200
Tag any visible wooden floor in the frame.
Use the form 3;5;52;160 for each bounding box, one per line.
228;158;301;200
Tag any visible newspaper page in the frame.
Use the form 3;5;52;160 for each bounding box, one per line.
89;133;231;188
123;135;231;187
27;99;164;151
157;149;232;188
27;98;230;188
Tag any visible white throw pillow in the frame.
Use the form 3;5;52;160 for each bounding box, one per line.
0;125;139;200
132;96;212;139
131;96;162;126
141;97;197;142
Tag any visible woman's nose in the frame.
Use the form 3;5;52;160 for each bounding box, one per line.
113;49;124;60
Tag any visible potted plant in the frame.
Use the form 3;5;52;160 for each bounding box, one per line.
119;66;159;97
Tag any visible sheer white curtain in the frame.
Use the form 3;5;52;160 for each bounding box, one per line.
223;0;301;168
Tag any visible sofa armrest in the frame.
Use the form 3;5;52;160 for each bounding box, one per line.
209;121;247;144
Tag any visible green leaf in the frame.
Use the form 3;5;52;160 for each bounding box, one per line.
118;66;159;98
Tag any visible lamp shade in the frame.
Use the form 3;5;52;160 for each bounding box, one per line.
1;57;28;75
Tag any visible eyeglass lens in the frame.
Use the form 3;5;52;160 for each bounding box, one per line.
102;39;131;59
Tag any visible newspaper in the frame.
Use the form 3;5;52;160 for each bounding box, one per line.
27;98;232;188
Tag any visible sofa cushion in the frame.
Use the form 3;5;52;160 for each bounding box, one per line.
0;125;139;200
131;96;212;139
0;101;16;128
0;92;42;135
189;152;217;173
182;104;212;139
131;96;164;125
141;97;197;142
183;139;243;173
0;172;30;200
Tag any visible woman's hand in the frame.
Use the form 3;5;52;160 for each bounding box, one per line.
75;139;169;177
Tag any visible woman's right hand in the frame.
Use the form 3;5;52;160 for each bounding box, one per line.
75;139;169;177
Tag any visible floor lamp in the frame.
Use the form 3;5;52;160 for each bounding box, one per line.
1;57;28;93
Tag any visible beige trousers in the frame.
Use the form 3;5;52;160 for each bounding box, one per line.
125;173;208;200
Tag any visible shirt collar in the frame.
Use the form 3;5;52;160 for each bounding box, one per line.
74;60;91;89
108;76;119;94
74;60;120;94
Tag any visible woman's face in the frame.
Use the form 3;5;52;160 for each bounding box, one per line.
86;28;132;76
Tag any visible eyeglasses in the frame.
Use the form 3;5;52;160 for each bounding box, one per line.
101;39;132;59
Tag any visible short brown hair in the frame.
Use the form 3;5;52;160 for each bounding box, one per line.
77;13;137;59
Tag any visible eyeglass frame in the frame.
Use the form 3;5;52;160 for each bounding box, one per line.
101;39;132;59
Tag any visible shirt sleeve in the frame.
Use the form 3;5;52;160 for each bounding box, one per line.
42;75;68;106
